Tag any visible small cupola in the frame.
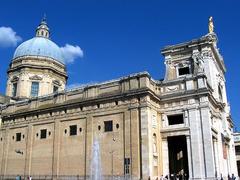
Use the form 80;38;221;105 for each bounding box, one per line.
36;15;50;38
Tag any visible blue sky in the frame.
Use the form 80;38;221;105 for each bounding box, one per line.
0;0;239;129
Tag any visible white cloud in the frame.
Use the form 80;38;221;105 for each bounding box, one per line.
0;27;22;47
66;83;82;90
66;81;97;90
60;44;83;64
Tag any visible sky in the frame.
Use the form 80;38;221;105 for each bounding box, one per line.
0;0;239;129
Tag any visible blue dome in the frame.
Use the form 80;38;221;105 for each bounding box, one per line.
13;37;64;63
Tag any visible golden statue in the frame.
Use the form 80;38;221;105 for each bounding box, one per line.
208;16;214;33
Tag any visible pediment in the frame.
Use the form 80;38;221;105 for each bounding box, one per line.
29;75;42;81
53;80;61;86
11;76;19;82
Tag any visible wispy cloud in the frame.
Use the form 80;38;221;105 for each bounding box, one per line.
0;27;22;47
60;44;83;64
66;81;97;90
66;83;82;90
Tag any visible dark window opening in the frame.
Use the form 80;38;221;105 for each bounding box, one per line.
124;158;130;175
36;133;39;137
168;114;184;125
12;136;14;140
178;67;190;76
16;133;21;142
22;134;25;139
64;129;67;134
218;85;223;102
12;83;17;97
70;125;77;136
104;121;113;132
0;138;2;141
48;131;51;136
53;86;58;93
79;128;82;132
236;145;240;155
98;125;101;131
40;129;47;139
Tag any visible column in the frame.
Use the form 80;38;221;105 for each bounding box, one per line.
162;137;169;177
129;108;141;179
188;109;204;179
199;107;215;178
140;106;152;179
186;135;193;179
212;138;219;177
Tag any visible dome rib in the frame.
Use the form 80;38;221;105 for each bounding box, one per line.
13;37;64;63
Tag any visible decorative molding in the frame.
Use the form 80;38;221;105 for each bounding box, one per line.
11;76;19;82
166;85;179;92
29;75;42;81
53;80;61;86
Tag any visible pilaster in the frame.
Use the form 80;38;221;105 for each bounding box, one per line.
52;119;60;179
24;124;33;177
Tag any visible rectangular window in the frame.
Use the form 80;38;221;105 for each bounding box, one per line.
40;129;47;139
236;145;240;155
168;114;184;125
16;132;21;142
12;83;17;97
178;67;190;76
104;121;113;132
70;125;77;136
31;82;39;97
53;86;58;93
124;158;130;175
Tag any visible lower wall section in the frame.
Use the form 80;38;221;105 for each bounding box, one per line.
58;118;86;176
31;123;54;176
0;111;128;178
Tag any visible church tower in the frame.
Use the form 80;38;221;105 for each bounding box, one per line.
6;17;67;99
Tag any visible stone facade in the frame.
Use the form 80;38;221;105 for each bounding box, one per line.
0;22;238;180
234;133;240;176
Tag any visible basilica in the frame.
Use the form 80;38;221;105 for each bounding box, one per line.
0;17;237;180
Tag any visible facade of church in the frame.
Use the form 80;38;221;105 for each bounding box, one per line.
0;18;237;180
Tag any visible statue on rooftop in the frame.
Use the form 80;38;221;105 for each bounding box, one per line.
208;16;214;33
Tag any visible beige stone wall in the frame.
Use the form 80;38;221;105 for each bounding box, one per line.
59;118;86;176
5;127;28;175
31;123;54;176
0;72;164;179
0;97;163;179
